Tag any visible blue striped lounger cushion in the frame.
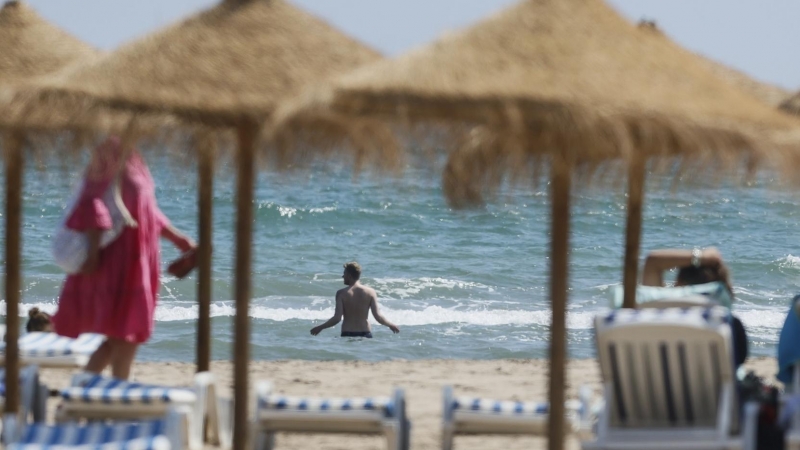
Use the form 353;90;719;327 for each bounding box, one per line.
598;306;730;329
16;333;104;358
259;394;395;418
8;419;170;450
62;375;196;405
452;397;550;416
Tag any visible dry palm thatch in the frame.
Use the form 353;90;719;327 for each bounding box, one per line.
780;91;800;116
694;52;790;108
15;0;381;129
269;2;800;449
634;18;790;107
0;1;96;86
0;0;110;135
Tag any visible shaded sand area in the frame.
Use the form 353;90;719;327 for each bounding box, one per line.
37;357;779;450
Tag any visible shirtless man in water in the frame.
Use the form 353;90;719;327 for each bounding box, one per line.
310;262;400;338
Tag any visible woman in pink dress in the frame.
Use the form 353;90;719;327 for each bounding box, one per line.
52;136;196;379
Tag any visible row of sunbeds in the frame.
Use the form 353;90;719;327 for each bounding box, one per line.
3;292;800;449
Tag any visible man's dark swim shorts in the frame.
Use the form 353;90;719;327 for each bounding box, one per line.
341;331;373;338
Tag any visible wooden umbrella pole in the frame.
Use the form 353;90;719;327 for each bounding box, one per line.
3;130;23;418
232;121;258;450
547;156;571;450
622;154;645;309
196;131;215;373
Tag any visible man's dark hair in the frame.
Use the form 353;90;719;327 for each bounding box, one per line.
676;264;734;298
343;261;361;280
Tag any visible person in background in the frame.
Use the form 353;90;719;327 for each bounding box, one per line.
26;307;52;333
52;136;195;380
310;261;400;338
642;247;748;368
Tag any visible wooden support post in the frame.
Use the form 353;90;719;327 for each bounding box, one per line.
3;131;23;418
547;156;571;450
196;132;215;373
232;122;258;450
622;155;645;309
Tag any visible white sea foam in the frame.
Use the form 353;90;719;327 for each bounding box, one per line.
150;303;600;328
0;301;59;316
278;206;297;218
255;202;337;217
779;255;800;269
736;308;790;330
371;277;495;298
4;299;787;335
0;299;596;329
308;207;337;214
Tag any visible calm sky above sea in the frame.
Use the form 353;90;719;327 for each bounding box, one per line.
26;0;800;90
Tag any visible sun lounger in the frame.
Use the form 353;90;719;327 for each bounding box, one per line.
581;306;759;450
56;371;228;450
7;407;187;450
441;386;590;450
0;332;104;369
1;366;48;445
252;381;410;450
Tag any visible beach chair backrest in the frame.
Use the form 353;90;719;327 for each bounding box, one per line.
611;282;733;310
594;307;734;430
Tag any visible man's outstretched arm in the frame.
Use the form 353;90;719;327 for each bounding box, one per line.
310;297;343;336
370;297;400;334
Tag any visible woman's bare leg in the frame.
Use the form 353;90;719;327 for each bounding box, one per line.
110;340;139;380
84;339;112;374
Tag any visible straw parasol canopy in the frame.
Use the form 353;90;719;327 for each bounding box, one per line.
0;0;96;86
275;0;799;195
780;91;800;116
14;0;381;129
270;1;800;449
0;0;99;425
0;0;106;132
694;52;791;108
8;2;382;449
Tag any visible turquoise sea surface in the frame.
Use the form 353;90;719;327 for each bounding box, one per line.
3;154;799;362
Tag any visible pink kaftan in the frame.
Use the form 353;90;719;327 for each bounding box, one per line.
52;143;169;344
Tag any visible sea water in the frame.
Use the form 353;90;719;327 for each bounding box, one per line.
3;154;800;362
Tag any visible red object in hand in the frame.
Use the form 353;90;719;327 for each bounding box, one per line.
167;249;198;279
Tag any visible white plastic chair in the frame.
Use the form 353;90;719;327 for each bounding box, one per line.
441;386;590;450
252;381;410;450
582;306;758;450
56;371;229;450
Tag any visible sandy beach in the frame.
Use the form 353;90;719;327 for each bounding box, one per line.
36;357;780;450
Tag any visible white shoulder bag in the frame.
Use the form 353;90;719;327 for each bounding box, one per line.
52;174;138;274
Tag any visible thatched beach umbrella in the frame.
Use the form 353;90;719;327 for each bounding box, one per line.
271;1;800;448
781;91;800;115
0;0;97;423
695;52;791;108
13;0;381;447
